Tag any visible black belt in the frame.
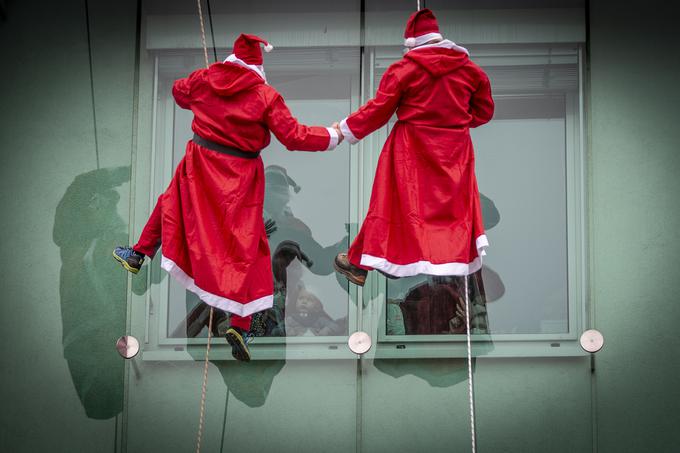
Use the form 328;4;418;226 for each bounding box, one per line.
192;134;260;159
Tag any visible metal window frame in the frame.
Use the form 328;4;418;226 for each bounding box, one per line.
136;50;364;361
362;44;588;359
132;42;588;361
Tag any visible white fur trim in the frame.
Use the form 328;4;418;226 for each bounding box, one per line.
360;234;489;277
339;118;359;145
404;32;443;48
476;234;489;257
224;54;267;82
264;43;273;52
325;127;339;150
409;39;469;56
161;256;274;317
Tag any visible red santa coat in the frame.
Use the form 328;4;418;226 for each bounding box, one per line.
340;40;494;277
160;60;337;317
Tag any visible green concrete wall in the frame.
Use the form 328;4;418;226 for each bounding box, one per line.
1;1;679;452
589;1;680;451
0;0;138;451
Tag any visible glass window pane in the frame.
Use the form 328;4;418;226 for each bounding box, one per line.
376;45;579;336
157;47;357;340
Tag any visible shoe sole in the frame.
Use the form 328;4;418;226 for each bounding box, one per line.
333;259;366;287
112;250;140;274
225;329;251;362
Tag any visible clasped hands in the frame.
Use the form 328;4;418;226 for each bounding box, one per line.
331;122;345;144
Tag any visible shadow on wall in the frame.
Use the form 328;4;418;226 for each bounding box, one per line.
53;166;130;419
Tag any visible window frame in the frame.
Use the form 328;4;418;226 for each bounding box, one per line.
133;42;588;361
361;44;589;358
138;50;364;361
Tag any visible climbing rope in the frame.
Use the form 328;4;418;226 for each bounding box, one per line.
196;0;211;69
194;1;215;452
464;274;477;453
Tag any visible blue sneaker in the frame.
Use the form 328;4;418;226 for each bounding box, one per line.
225;327;252;362
112;246;144;274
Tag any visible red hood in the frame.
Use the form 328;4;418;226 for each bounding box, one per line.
404;48;469;77
207;62;264;96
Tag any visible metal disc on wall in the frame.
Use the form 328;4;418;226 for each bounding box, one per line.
116;335;140;359
579;329;604;353
348;331;372;355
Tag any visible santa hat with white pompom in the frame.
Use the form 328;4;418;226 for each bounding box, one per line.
232;33;273;65
403;8;442;48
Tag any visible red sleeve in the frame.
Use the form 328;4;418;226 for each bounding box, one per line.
340;67;402;144
171;69;206;110
265;94;338;151
469;72;494;128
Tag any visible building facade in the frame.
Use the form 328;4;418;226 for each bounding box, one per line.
1;1;678;452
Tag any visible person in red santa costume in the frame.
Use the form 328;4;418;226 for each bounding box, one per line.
332;8;494;286
113;33;341;361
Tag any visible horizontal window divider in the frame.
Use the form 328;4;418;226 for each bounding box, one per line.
142;346;357;362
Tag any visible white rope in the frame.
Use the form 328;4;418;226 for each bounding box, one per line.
414;3;475;447
196;0;211;69
464;275;477;453
194;2;214;453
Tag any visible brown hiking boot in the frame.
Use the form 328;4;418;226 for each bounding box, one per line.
334;253;368;286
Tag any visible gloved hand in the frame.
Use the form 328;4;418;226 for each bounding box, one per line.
264;218;277;237
331;122;344;144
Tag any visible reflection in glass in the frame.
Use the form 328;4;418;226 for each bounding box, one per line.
256;239;348;337
253;241;310;337
387;273;490;335
285;286;347;336
258;164;350;337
